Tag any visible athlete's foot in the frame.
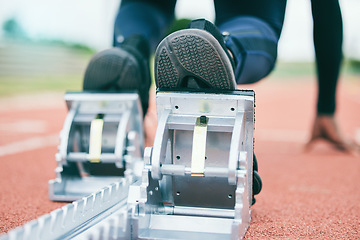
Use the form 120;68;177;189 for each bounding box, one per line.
155;19;237;90
83;35;151;116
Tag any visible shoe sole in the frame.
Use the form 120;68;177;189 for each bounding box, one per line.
83;48;142;91
155;29;236;90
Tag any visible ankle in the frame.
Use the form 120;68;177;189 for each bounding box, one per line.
121;35;150;60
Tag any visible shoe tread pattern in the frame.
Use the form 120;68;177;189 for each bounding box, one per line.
171;35;229;89
156;48;179;88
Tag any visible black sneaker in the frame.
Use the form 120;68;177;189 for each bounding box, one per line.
155;19;237;90
83;35;151;116
252;170;262;205
252;153;262;205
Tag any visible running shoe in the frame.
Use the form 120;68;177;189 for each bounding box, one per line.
83;35;151;116
155;19;237;89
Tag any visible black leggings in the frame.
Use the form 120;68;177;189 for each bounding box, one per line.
115;0;342;114
115;0;287;84
312;0;343;115
116;0;286;47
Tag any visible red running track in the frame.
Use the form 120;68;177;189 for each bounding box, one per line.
0;77;359;239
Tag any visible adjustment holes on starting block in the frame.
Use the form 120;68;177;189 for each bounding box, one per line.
205;156;207;160
175;105;179;110
176;192;181;196
228;194;233;199
230;107;235;112
176;155;181;160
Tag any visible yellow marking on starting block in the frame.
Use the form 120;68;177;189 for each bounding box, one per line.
191;116;208;177
89;115;104;163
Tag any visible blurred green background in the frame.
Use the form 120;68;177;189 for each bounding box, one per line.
0;17;359;98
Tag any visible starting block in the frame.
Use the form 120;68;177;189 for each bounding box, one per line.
49;92;144;202
5;89;257;239
125;89;255;239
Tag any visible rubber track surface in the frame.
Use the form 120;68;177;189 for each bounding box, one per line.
1;77;359;239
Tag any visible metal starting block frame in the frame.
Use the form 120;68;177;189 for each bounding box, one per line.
49;92;144;202
126;89;255;239
1;90;256;240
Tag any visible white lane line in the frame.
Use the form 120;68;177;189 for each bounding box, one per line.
0;134;59;157
0;93;64;112
255;129;309;143
0;120;48;133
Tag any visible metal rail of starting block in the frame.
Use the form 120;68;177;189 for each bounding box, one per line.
1;89;255;240
48;92;145;202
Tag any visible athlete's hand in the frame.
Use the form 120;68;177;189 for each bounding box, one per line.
305;114;360;155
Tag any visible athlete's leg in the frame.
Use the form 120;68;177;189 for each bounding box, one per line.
84;0;177;115
114;0;177;52
214;0;287;84
311;0;343;115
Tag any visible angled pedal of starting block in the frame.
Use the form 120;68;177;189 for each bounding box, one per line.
126;89;255;240
49;91;144;202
